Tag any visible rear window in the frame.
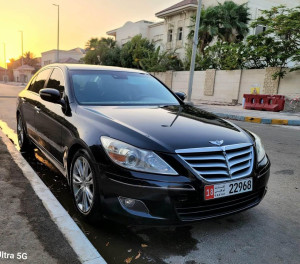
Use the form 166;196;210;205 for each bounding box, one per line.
70;70;179;106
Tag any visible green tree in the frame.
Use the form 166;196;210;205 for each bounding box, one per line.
85;37;116;51
82;35;183;71
205;42;247;70
185;4;300;78
183;45;211;70
101;46;122;66
83;37;117;65
184;41;246;71
246;5;300;78
139;46;183;72
216;1;250;43
102;37;116;49
188;9;215;54
120;35;155;69
23;52;39;69
85;38;100;51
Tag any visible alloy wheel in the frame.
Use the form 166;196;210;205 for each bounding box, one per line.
72;156;94;213
17;115;24;147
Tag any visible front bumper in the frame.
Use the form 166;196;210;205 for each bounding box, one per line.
99;155;271;226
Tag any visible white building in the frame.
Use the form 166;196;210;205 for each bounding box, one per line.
107;0;298;60
13;65;35;83
107;0;199;59
0;66;8;82
41;48;85;66
107;20;154;46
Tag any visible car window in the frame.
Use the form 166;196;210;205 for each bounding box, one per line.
70;70;179;106
47;68;65;97
27;75;37;91
28;69;52;94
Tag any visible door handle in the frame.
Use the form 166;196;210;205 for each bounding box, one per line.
34;106;41;113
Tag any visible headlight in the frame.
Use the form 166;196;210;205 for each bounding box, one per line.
251;132;266;162
100;136;178;175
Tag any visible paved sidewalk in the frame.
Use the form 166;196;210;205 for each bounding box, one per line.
0;136;81;263
195;103;300;126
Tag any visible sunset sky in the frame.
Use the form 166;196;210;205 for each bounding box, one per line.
0;0;177;68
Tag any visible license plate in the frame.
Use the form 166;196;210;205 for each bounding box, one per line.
204;178;253;200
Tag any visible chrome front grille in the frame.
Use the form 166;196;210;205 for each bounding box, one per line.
176;143;254;182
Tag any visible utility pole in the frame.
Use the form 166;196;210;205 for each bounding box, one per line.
3;43;6;67
19;31;23;66
53;4;60;62
3;43;7;82
187;0;202;102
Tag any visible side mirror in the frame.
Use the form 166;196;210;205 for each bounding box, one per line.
175;92;186;101
40;88;62;104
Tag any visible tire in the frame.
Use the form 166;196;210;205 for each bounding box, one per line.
17;113;33;152
70;149;102;223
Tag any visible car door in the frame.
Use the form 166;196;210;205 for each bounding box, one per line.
35;67;66;164
21;69;52;143
20;75;37;139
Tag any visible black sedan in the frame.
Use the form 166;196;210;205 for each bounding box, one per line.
16;64;270;225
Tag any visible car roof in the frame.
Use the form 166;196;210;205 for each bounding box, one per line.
46;63;148;74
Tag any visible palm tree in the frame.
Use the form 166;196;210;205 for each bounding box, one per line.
188;8;220;54
83;37;118;65
216;1;250;43
100;37;116;49
85;37;116;51
23;51;38;69
85;38;100;51
188;1;250;53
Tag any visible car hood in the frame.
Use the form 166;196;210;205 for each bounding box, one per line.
81;104;253;152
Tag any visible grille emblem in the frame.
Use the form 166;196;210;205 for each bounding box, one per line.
222;150;232;178
209;140;224;146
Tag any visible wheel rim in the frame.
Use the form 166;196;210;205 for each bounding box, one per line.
17;116;24;147
72;156;94;213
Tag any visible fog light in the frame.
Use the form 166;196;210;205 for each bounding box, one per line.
124;198;135;208
118;196;149;214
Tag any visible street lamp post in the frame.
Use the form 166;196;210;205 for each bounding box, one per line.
3;43;7;82
187;0;203;102
19;30;23;66
53;4;60;63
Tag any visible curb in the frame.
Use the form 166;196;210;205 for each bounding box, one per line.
213;112;300;126
0;125;107;264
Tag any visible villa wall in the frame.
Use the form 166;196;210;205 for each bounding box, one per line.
152;68;300;103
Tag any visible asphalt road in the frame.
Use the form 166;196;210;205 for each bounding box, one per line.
0;83;299;264
0;83;24;131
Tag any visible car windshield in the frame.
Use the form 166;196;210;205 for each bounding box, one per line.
70;70;180;106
